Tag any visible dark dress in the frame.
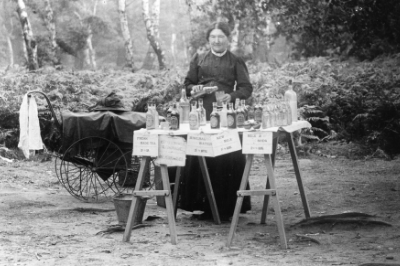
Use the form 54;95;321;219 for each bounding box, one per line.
178;50;253;219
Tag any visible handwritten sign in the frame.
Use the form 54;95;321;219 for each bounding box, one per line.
186;134;214;157
155;135;186;167
242;131;273;154
132;131;158;157
211;130;241;157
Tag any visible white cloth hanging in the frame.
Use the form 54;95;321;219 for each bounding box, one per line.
18;93;44;159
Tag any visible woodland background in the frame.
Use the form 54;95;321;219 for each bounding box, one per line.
1;0;400;157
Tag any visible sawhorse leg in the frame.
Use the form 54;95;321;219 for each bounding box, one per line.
198;156;221;224
261;132;279;224
172;166;182;218
123;158;177;244
285;132;311;218
227;153;287;249
226;154;254;246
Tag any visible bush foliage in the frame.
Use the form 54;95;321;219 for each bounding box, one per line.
1;55;400;156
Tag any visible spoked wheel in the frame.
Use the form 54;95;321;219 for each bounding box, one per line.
59;136;128;202
54;150;64;187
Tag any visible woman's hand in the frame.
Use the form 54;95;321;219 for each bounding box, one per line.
191;85;203;95
220;94;232;103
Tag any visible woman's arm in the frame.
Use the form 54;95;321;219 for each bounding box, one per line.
230;57;253;102
184;53;200;96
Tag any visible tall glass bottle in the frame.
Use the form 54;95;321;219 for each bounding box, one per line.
152;102;159;129
241;99;248;121
170;103;180;130
189;101;200;130
254;99;263;123
236;99;245;128
179;88;190;124
262;102;271;129
197;98;207;126
284;80;298;122
166;103;173;126
146;102;155;130
210;102;220;129
285;100;292;125
220;101;228;127
227;102;237;129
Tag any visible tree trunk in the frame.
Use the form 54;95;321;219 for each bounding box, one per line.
230;19;241;56
43;0;59;65
2;1;14;66
142;0;166;70
15;0;38;70
86;24;96;70
117;0;135;71
141;45;156;70
3;25;14;66
73;1;97;70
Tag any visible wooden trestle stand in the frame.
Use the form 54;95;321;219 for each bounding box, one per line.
226;130;311;249
122;155;221;245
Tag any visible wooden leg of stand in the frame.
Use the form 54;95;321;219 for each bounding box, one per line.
160;165;177;245
123;157;151;242
265;154;287;249
198;156;221;224
286;132;311;218
173;167;182;218
226;154;254;247
261;133;279;224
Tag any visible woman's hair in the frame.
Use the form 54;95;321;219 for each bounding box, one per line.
206;22;231;40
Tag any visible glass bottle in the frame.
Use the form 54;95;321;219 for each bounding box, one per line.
146;102;155;130
197;98;207;126
254;99;263;123
166;103;173;126
210;102;220;129
241;99;248;121
220;101;228;127
284;80;298;122
152;102;159;129
179;88;190;124
285;99;293;125
236;99;245;128
227;102;237;129
189;101;200;130
247;103;255;121
170;103;180;130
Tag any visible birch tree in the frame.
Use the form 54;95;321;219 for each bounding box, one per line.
2;0;14;66
142;0;166;70
74;0;98;70
43;0;59;65
15;0;38;70
117;0;135;71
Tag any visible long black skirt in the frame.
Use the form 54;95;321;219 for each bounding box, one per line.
177;150;251;219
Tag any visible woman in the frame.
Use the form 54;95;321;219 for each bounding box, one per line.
178;22;253;220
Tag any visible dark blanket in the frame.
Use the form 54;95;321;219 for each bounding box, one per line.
62;110;146;149
60;111;146;180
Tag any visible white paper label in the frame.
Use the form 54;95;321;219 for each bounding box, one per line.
186;134;214;157
155;135;186;167
242;131;273;154
211;130;241;157
132;131;159;157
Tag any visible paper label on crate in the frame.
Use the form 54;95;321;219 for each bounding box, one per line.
186;134;214;157
242;131;273;154
211;130;241;157
155;135;186;167
132;131;159;157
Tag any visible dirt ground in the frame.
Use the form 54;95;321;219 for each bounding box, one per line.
1;141;400;266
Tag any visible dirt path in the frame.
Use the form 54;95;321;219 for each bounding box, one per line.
1;151;399;266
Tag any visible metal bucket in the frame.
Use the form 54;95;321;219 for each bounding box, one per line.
113;194;147;224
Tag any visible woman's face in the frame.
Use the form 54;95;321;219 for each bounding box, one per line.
208;29;229;53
